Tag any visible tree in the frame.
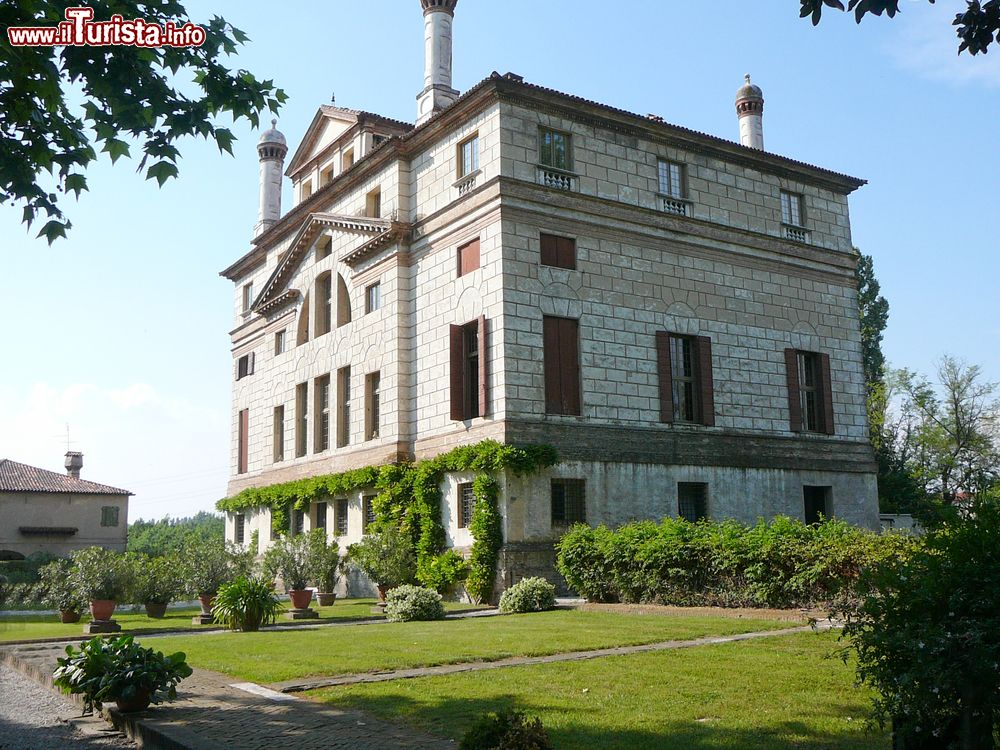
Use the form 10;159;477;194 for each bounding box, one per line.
855;250;889;389
799;0;1000;56
1;1;286;243
128;512;224;557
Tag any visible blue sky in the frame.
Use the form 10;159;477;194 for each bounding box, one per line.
1;0;997;520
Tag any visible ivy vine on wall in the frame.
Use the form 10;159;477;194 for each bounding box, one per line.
216;440;557;603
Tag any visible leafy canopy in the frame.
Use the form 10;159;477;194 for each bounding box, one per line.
0;1;286;243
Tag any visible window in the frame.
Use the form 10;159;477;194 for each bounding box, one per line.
335;498;349;536
295;383;308;457
366;187;381;219
655;332;715;426
457;483;475;528
320;164;335;187
235;514;246;545
784;349;834;434
365;282;381;314
450;317;488;420
365;372;381;440
315;272;332;337
780;191;804;227
543;316;581;416
242;282;254;314
540;233;575;270
551;479;585;525
539;128;570;171
458;134;479;177
372;134;388;149
302;179;314;200
342;148;354;170
237;408;249;474
803;486;832;524
457;238;480;276
101;506;119;527
658;160;684;198
337;366;351;448
677;483;708;523
315;236;332;261
274;329;286;356
363;496;376;533
236;352;255;380
315;374;331;452
315;501;327;531
337;274;351;328
292;509;305;536
273;405;285;463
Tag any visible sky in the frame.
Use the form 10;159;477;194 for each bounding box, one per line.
1;0;998;521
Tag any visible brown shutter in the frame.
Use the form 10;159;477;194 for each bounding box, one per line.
560;317;581;415
543;316;561;414
540;234;558;266
238;409;249;474
819;352;835;435
656;331;674;423
458;238;480;276
478;315;489;417
559;236;576;270
696;336;715;427
784;348;802;433
450;324;464;420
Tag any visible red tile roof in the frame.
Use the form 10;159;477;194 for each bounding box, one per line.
0;459;131;495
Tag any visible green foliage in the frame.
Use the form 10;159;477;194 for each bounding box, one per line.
416;550;469;594
53;635;192;714
263;533;312;591
37;558;85;612
498;577;557;615
855;249;889;389
307;529;340;592
211;576;282;632
0;1;286;243
467;474;503;603
838;496;1000;747
128;553;181;605
0;552;60;585
459;709;553;750
128;512;224;557
70;547;131;602
344;526;416;590
383;584;445;623
556;516;919;609
180;538;249;597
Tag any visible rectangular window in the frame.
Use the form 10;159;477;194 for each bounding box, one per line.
242;282;254;313
540;128;570;170
274;329;286;356
295;382;308;458
366;187;381;219
658;160;684;198
236;352;255;380
457;238;480;277
315;501;327;532
337;366;351;448
292;509;305;536
450;318;488;420
655;332;715;426
365;282;381;314
458;134;479;177
335;498;349;536
803;486;832;524
315;374;331;453
780;190;804;227
540;233;576;270
670;336;698;423
457;483;475;528
365;371;381;441
235;513;246;544
273;405;285;463
798;352;821;433
551;479;585;525
237;408;249;474
543;316;581;416
784;349;834;434
316;273;332;337
100;506;119;527
677;483;708;523
342;148;354;170
363;496;376;533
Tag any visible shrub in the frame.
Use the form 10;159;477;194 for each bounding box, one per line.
37;558;85;612
70;547;130;602
129;553;181;605
553;524;617;602
212;576;283;631
499;577;556;614
307;529;340;592
384;584;445;622
181;538;248;597
459;709;553;750
344;525;416;590
416;549;469;594
263;533;312;591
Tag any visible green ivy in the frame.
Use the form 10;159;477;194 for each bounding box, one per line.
217;440;557;601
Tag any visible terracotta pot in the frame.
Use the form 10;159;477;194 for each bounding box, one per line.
288;589;313;609
197;594;215;615
115;687;151;713
89;599;116;621
144;602;168;619
59;609;81;624
377;585;390;602
316;592;337;607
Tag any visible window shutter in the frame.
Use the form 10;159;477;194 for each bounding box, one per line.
558;236;576;270
655;331;674;423
249;351;255;376
478;315;489;417
696;336;715;427
819;352;836;435
543;317;562;414
784;348;802;432
540;234;558;266
238;409;249;474
449;325;464;420
559;317;581;415
458;239;480;276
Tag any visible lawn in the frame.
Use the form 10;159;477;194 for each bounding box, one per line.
309;630;886;750
141;609;796;684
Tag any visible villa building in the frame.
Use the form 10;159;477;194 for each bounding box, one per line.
221;0;878;589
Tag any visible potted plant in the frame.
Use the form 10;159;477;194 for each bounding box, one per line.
344;525;416;602
211;576;283;631
263;533;313;609
37;558;85;623
181;539;244;621
53;635;193;714
70;547;129;621
308;529;340;606
129;554;180;619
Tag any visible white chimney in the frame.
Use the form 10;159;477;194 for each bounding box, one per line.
65;451;83;479
735;75;764;150
255;119;288;237
416;0;459;125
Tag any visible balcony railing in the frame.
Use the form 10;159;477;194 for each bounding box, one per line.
658;195;691;217
455;171;479;196
783;224;810;243
538;166;576;191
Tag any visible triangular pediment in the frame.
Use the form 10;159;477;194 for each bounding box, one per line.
285;106;360;178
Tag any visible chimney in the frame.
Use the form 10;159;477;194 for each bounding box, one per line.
416;0;460;125
255;119;288;237
735;74;764;150
65;451;83;479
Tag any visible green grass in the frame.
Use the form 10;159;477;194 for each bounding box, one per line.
141;610;795;684
309;630;885;750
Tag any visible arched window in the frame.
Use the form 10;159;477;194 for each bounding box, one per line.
336;273;352;328
315;272;332;337
0;550;25;561
297;290;311;346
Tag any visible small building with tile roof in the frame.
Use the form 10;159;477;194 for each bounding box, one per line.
0;453;131;559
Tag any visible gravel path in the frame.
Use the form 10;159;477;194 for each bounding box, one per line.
0;664;133;749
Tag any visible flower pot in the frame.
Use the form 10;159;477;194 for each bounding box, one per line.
89;599;116;621
59;609;81;624
115;687;151;713
288;589;313;609
316;592;337;607
377;585;390;602
241;613;263;632
197;594;215;616
144;602;168;619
